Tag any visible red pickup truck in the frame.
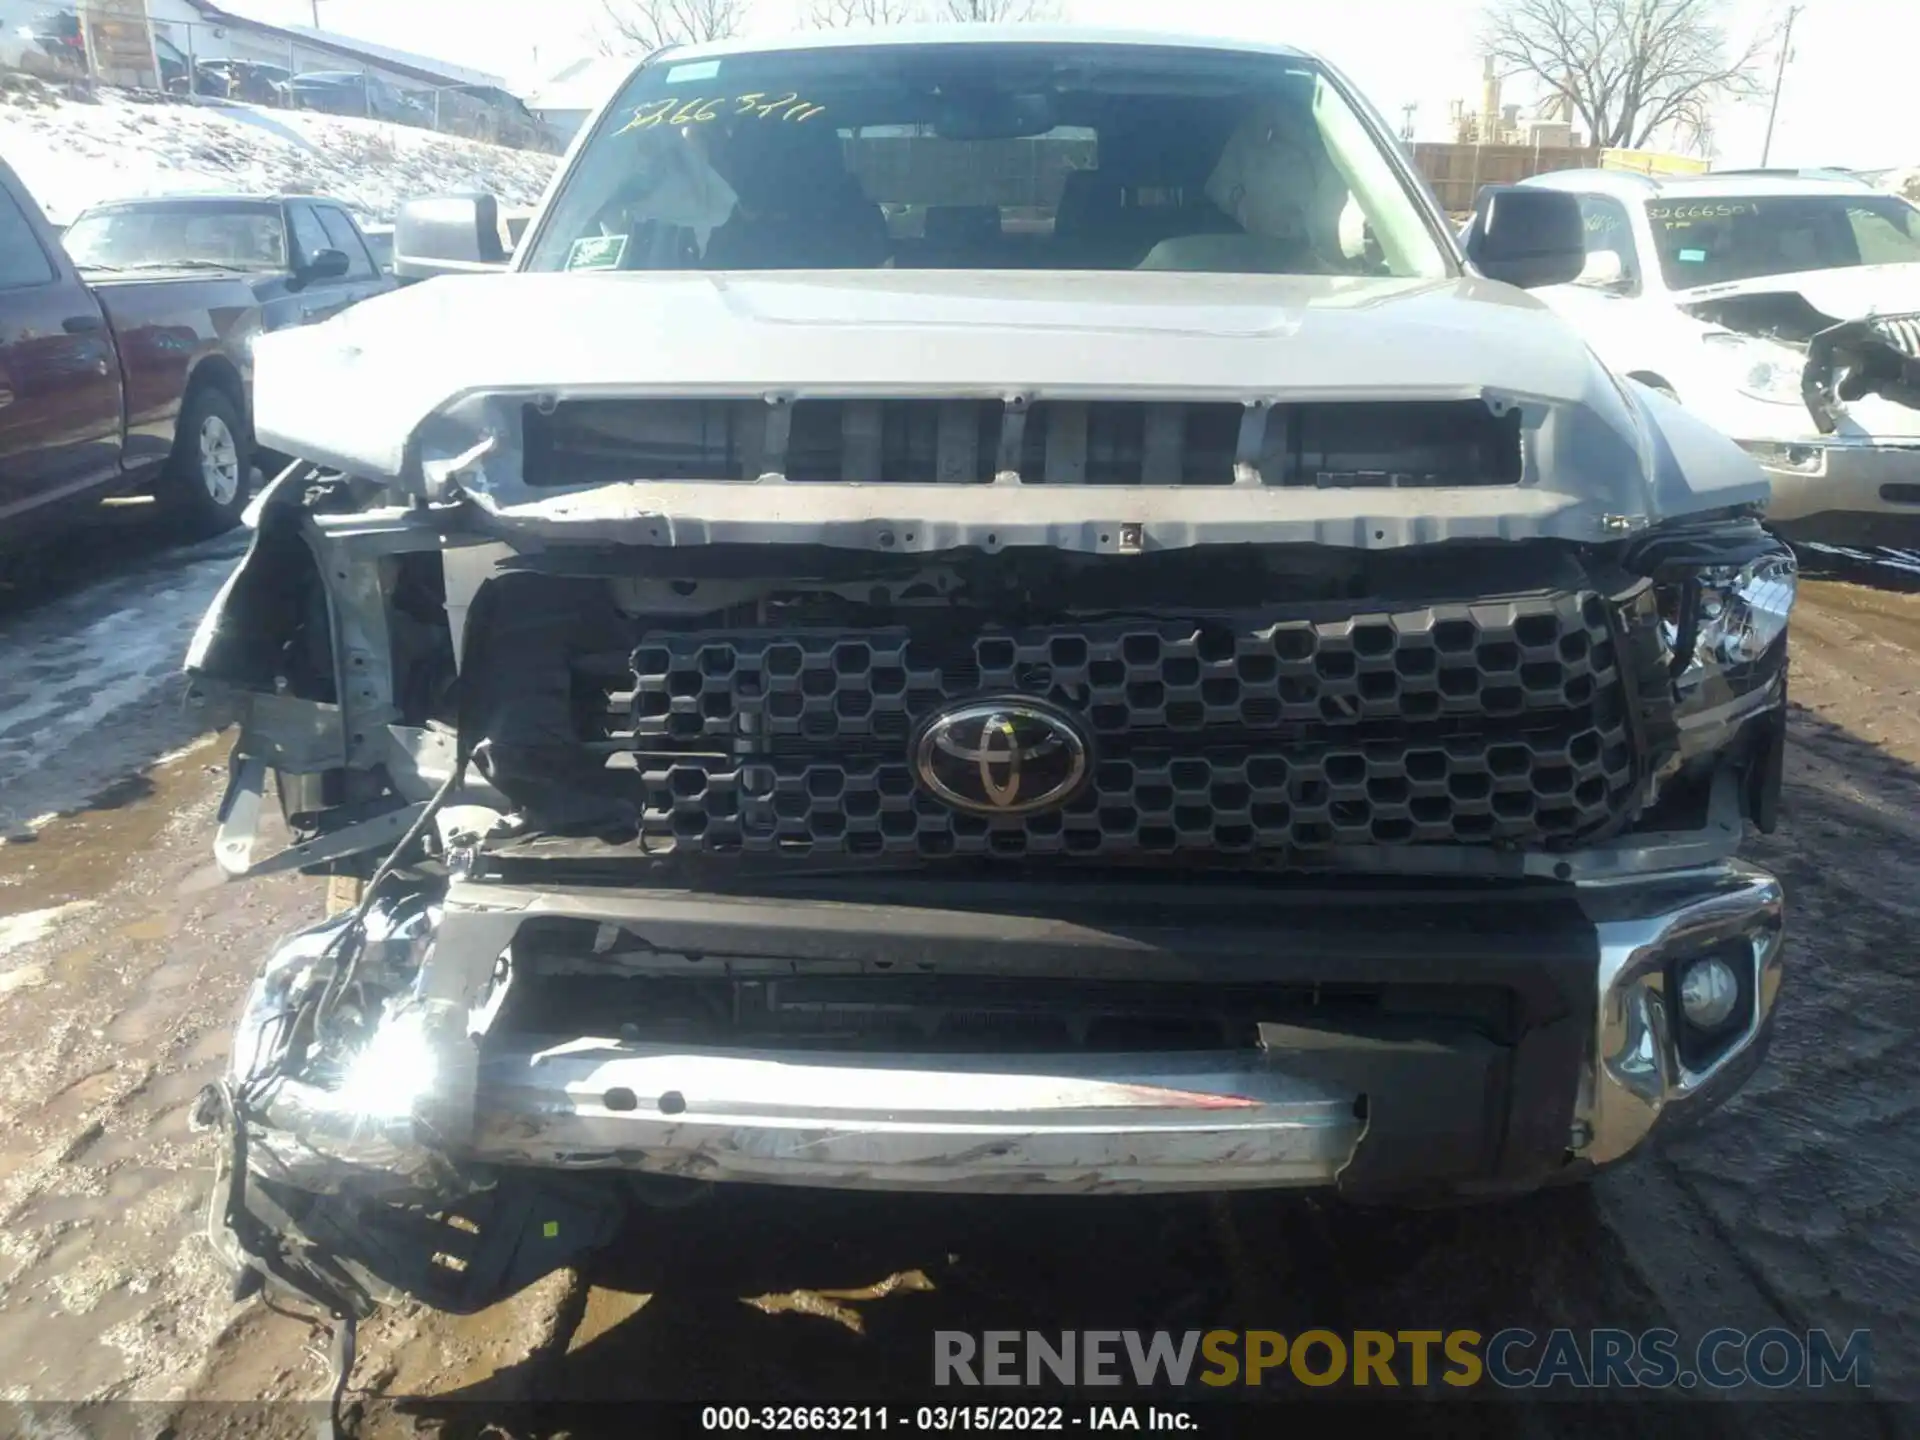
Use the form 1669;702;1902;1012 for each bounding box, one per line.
0;156;262;540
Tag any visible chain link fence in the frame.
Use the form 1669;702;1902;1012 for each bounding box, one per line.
0;8;556;152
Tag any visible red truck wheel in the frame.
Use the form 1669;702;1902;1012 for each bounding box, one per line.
163;386;253;534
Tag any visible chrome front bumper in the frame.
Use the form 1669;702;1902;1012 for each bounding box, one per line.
474;1048;1360;1194
1575;862;1784;1168
234;862;1784;1199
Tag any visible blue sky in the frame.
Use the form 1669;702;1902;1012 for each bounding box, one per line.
226;0;1917;170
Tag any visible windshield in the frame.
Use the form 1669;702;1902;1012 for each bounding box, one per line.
522;43;1449;278
64;204;287;272
1647;193;1920;289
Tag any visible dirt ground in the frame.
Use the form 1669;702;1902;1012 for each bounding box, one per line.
0;521;1916;1434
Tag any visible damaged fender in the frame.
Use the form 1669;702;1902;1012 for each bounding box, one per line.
209;887;624;1319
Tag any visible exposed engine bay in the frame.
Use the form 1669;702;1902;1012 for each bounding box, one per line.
188;476;1794;1321
177;423;1794;1440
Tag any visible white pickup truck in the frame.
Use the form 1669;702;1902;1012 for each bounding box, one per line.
188;31;1793;1410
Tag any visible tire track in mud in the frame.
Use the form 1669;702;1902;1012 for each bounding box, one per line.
0;734;326;1405
1654;713;1920;1403
1626;585;1920;1408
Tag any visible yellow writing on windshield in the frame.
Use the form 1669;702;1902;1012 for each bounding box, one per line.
616;93;827;135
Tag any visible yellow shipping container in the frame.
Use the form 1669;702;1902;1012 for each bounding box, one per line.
1600;148;1711;177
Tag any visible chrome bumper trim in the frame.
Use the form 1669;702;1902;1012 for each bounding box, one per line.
230;861;1785;1197
468;1047;1363;1194
1577;860;1784;1166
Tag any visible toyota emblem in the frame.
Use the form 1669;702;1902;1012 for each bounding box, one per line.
912;697;1092;817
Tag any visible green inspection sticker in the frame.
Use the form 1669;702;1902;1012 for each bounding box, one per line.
566;234;628;271
1678;248;1708;263
665;59;721;83
543;1221;560;1239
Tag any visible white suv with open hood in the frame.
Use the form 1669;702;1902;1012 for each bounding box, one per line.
1511;168;1920;548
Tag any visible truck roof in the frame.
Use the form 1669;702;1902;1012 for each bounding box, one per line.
1520;168;1885;201
650;24;1316;66
71;192;361;215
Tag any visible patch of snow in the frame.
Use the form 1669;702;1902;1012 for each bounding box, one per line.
0;530;246;829
0;902;96;960
0;88;556;225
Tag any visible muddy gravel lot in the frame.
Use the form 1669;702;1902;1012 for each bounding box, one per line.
0;518;1916;1436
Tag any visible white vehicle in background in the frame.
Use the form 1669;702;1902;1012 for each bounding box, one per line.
1506;169;1920;548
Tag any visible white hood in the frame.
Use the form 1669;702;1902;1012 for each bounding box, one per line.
245;267;1770;550
1676;262;1920;321
253;268;1618;482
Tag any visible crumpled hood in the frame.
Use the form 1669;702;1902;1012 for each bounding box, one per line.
250;267;1767;547
256;269;1618;474
1676;263;1920;322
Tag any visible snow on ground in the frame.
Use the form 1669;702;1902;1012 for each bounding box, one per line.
0;525;247;832
0;902;94;962
0;84;556;225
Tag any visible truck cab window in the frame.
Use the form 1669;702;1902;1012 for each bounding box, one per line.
288;204;335;270
0;188;56;289
317;208;377;278
1575;194;1639;291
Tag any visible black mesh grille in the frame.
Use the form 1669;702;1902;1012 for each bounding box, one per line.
1872;313;1920;359
601;593;1638;858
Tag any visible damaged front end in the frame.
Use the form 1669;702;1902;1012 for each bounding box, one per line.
1674;283;1920;541
184;280;1790;1334
1682;289;1920;436
200;860;624;1332
1802;314;1920;434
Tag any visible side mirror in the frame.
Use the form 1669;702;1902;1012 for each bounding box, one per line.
394;192;508;281
1464;185;1586;289
294;248;350;288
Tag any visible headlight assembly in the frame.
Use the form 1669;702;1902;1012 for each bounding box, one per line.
1623;523;1794;831
1665;549;1798;673
1703;331;1808;407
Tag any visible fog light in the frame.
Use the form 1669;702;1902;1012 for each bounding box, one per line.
1679;956;1741;1030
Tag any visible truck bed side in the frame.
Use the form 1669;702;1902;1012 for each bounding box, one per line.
85;276;258;474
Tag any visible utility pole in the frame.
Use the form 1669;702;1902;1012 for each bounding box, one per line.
1400;101;1417;143
1760;4;1801;166
309;0;324;29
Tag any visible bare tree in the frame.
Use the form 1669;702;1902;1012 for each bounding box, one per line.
936;0;1055;20
1480;0;1775;151
807;0;923;25
598;0;747;55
